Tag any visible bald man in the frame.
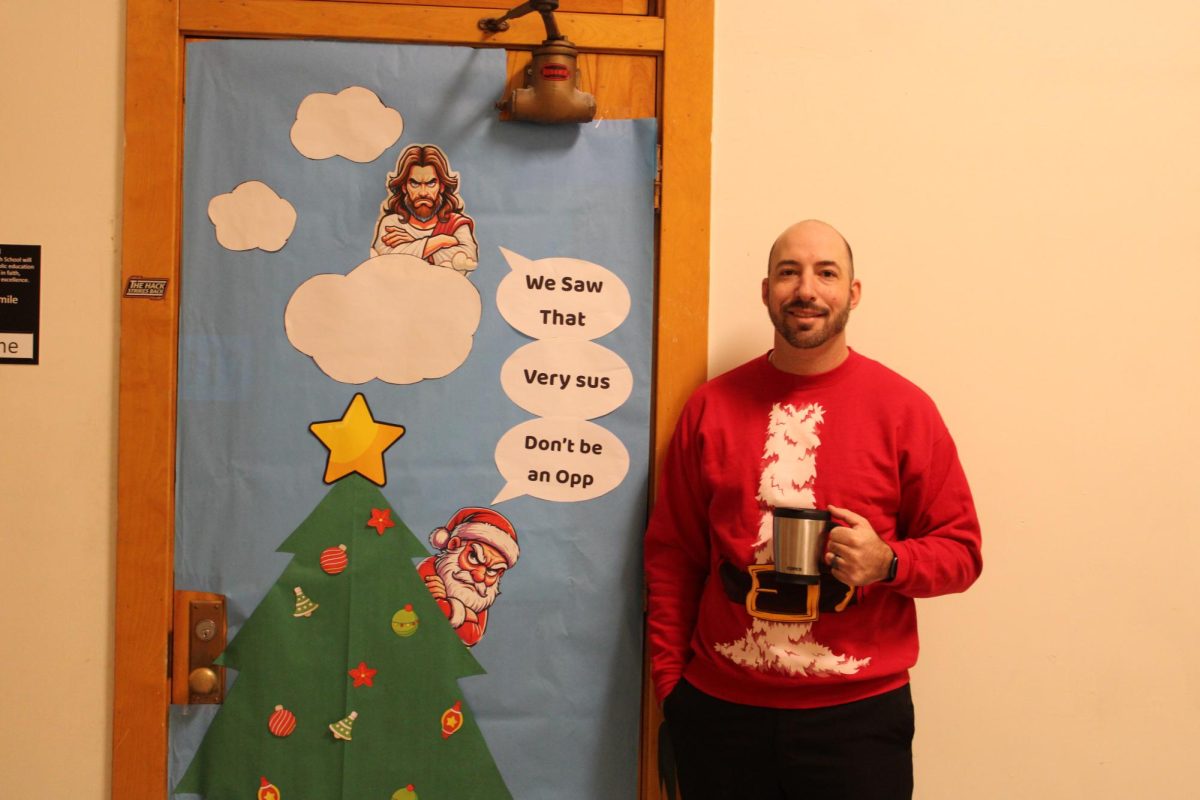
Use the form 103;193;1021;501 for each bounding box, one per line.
644;220;983;799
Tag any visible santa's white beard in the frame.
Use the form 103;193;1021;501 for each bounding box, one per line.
435;549;501;624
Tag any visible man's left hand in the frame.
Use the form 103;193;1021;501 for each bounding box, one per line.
825;504;895;587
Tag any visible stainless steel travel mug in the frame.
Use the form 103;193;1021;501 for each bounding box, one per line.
772;508;832;584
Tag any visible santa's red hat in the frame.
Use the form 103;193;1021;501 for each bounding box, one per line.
430;507;520;567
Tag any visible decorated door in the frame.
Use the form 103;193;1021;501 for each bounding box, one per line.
114;3;712;800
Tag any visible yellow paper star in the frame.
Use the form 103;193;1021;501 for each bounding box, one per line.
309;394;405;486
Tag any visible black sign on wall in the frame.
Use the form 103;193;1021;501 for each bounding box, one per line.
0;244;40;365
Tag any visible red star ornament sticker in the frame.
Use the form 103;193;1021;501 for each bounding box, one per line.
349;661;377;688
368;508;395;536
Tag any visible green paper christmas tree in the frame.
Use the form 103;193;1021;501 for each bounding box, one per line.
175;475;512;799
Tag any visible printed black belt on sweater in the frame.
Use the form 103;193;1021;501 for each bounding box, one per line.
719;561;855;622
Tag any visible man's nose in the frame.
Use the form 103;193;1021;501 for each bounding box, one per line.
793;272;817;301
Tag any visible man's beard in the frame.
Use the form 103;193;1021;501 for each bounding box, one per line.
404;196;441;223
769;299;851;349
435;548;500;614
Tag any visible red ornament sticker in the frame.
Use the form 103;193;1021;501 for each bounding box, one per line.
259;776;281;800
440;700;464;739
320;544;349;575
540;63;570;81
368;508;395;536
268;705;297;737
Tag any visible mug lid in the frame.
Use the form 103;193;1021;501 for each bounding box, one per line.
772;507;831;520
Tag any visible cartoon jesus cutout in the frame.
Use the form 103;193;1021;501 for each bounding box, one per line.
371;143;479;275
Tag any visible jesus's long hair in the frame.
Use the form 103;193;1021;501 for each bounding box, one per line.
382;143;465;223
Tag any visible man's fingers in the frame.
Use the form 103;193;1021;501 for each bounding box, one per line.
827;548;869;586
826;504;868;528
826;526;858;548
827;541;851;562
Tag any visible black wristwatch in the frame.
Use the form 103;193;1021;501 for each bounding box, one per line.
885;552;899;582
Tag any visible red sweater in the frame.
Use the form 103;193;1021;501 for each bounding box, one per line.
644;351;982;709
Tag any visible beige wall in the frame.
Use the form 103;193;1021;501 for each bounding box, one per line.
0;0;123;796
711;1;1200;797
4;1;1199;797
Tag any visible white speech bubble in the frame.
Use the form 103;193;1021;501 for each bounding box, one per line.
500;340;633;420
495;247;631;341
492;418;629;504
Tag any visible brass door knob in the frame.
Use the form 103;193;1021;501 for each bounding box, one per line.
188;667;219;696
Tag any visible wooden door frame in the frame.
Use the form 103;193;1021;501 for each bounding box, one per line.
113;2;711;798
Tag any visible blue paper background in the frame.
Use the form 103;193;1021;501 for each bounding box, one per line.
170;40;656;800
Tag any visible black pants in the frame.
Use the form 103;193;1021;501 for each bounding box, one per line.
663;679;915;800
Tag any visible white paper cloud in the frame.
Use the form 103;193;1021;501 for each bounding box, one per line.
207;181;297;252
290;86;403;163
284;253;481;385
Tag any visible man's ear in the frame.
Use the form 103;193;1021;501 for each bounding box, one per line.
761;276;769;306
447;536;462;551
849;278;862;310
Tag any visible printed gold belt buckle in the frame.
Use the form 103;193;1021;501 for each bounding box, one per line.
745;564;820;622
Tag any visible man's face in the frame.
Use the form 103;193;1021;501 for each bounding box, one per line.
762;223;861;350
404;164;442;215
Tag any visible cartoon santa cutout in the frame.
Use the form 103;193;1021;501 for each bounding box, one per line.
420;507;519;647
